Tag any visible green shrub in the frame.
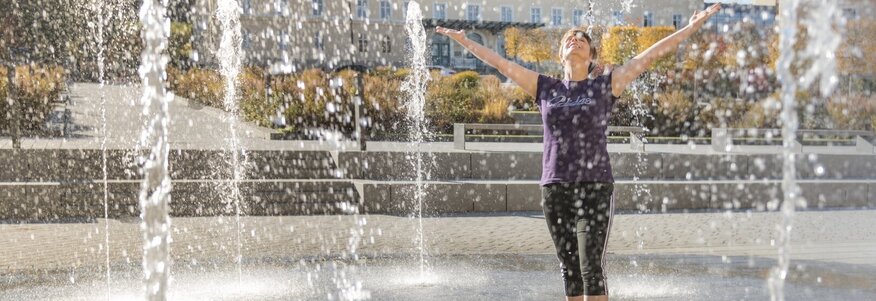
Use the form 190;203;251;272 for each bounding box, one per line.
169;22;193;69
0;65;66;134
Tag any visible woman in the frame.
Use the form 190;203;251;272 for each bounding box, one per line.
436;3;721;301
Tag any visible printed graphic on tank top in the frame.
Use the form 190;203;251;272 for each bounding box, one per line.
536;73;618;186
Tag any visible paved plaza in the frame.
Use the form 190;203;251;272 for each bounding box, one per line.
2;209;876;300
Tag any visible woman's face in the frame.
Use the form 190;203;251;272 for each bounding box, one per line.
560;31;591;65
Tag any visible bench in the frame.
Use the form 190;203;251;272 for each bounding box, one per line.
453;123;648;151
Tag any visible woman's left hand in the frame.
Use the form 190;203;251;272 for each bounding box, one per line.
688;3;721;30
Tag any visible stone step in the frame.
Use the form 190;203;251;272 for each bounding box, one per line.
359;180;876;214
0;149;341;182
2;180;873;220
3;149;875;182
0;180;359;220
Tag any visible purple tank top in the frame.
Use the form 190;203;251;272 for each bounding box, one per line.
536;73;618;186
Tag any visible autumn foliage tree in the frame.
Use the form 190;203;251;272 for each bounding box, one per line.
518;28;553;71
503;27;523;61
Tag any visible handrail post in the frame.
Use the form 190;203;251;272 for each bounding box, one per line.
792;131;804;153
5;64;20;149
354;72;366;151
711;128;730;152
629;132;644;152
855;135;875;154
453;123;466;150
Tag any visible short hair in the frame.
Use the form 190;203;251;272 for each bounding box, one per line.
558;27;598;62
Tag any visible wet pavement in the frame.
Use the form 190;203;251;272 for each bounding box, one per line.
1;209;875;300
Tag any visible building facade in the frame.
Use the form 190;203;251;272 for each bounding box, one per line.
192;0;704;73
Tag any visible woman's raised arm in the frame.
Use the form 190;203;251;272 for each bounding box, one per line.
611;3;721;96
436;27;540;98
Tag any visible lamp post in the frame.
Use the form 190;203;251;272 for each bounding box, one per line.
354;72;366;151
2;2;21;149
4;62;19;149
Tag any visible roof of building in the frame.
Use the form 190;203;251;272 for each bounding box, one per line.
422;18;545;34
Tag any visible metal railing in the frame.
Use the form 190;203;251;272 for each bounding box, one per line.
453;123;647;151
712;128;876;154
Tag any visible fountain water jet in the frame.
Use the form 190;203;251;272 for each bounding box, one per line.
87;0;111;298
769;1;840;300
215;0;248;282
136;0;173;300
401;1;433;278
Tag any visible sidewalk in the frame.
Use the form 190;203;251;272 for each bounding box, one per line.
2;209;875;271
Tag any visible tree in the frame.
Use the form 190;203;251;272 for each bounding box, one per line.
170;22;193;69
600;26;639;66
637;26;676;71
519;28;552;71
503;27;523;61
838;20;876;76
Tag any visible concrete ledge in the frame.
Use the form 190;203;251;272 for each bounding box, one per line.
246;150;338;180
385;182;505;214
3;149;875;183
360;182;391;214
0;150;27;181
22;150;63;182
61;149;140;181
799;182;871;209
747;154;783;179
798;155;876;179
615;183;713;211
661;154;750;180
169;150;231;180
390;183;473;214
506;183;542;211
2;180;874;220
339;152;472;180
470;152;540;180
710;183;781;211
0;184;65;220
870;184;876;208
611;153;663;179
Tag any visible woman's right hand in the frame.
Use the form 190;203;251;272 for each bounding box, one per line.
435;26;466;43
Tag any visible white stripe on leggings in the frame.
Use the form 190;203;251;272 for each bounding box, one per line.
602;192;615;296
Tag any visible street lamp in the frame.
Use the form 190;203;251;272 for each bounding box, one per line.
3;62;19;149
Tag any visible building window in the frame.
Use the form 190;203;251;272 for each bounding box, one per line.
573;9;583;26
434;3;446;20
311;0;323;16
842;8;857;20
612;10;623;25
380;1;391;20
274;0;288;16
672;14;683;29
315;32;324;50
531;7;541;24
357;0;368;19
358;34;368;52
381;35;391;53
497;34;506;58
242;29;252;50
501;6;513;22
466;33;483;58
279;30;288;51
551;8;562;26
466;4;480;21
242;0;252;15
643;11;654;27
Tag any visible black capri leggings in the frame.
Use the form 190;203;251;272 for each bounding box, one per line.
541;182;615;296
